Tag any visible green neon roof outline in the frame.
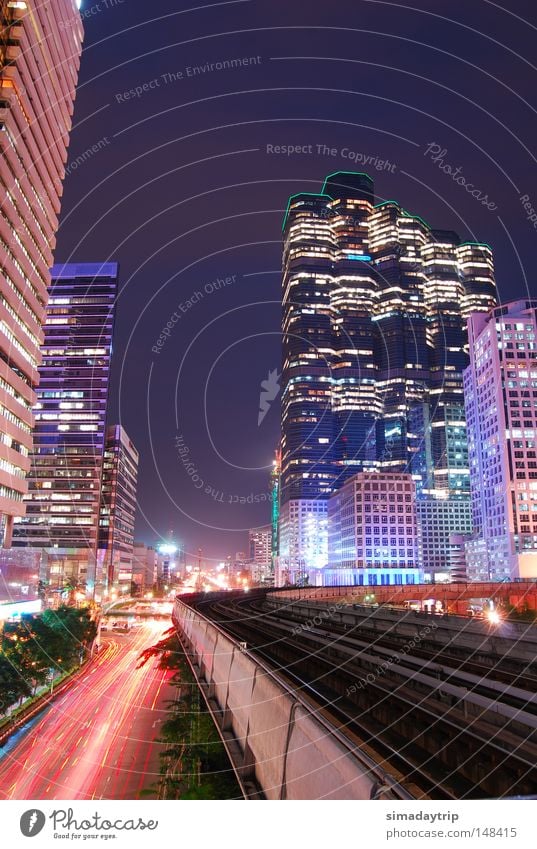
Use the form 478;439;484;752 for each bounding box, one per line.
401;208;431;229
374;200;401;209
374;200;430;230
321;170;373;195
459;241;493;251
282;192;333;231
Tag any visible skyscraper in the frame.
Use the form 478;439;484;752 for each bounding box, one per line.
269;449;280;576
13;263;118;596
465;301;537;581
248;523;272;584
98;424;139;596
249;523;271;565
279;171;497;582
0;1;83;544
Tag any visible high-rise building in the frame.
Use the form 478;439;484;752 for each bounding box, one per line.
0;2;83;544
276;500;328;586
12;263;118;596
409;400;473;582
279;172;497;582
249;523;271;563
415;498;472;581
98;425;138;596
248;523;272;584
465;300;537;581
270;448;280;575
327;471;421;586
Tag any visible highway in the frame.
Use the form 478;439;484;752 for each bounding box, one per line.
0;620;176;800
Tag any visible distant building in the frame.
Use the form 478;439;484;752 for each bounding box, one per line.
132;543;161;594
270;450;280;575
156;541;182;587
249;524;272;563
12;263;119;598
98;425;139;595
248;524;272;585
415;499;471;582
409;402;472;582
276;500;328;586
464;300;537;580
231;551;251;582
327;472;421;586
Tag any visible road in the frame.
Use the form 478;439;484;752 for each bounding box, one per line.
0;620;177;800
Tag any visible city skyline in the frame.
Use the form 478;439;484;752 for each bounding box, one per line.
1;0;537;815
48;0;537;562
278;170;498;585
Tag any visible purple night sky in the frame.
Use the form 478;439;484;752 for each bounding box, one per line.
54;0;537;563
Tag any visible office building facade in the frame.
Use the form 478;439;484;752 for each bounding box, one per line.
249;523;272;564
279;171;497;581
415;498;472;582
248;523;273;584
0;1;83;544
13;263;118;596
326;472;421;586
409;400;472;581
276;499;328;586
98;425;138;595
464;301;537;581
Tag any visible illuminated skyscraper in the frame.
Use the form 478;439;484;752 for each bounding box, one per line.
0;1;83;544
269;448;280;575
13;263;118;596
465;301;537;581
98;424;139;596
279;172;497;583
248;523;272;584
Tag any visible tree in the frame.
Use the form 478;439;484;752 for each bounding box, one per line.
139;630;240;799
3;616;63;690
41;606;97;666
0;654;31;714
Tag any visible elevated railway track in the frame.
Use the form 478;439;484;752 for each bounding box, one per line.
178;589;537;799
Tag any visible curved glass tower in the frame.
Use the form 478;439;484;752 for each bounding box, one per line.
278;171;497;585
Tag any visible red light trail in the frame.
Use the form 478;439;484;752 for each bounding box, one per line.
0;621;176;800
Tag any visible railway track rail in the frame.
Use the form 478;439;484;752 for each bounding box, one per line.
190;591;537;799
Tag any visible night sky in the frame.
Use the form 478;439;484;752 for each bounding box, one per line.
55;0;537;564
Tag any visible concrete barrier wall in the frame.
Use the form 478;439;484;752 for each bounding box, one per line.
247;670;293;795
173;599;402;800
285;705;373;800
